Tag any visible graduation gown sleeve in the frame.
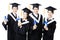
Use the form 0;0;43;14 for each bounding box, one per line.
14;19;29;35
2;14;10;30
2;22;8;30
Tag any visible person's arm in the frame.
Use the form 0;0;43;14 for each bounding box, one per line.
2;22;8;30
2;14;10;30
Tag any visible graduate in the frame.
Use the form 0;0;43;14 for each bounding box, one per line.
14;8;32;40
2;3;20;40
43;6;56;40
28;3;43;40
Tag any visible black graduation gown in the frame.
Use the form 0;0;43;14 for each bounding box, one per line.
14;19;29;40
43;18;56;40
28;13;43;40
2;13;17;40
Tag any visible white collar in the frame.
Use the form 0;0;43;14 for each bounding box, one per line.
22;21;29;25
9;13;20;21
22;19;27;21
13;12;17;16
29;13;41;23
22;19;29;25
45;17;55;26
47;17;53;20
33;13;38;17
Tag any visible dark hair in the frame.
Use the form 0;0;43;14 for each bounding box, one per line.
12;6;18;9
47;10;54;14
33;7;39;10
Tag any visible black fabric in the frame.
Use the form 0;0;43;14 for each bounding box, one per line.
22;8;32;14
14;18;29;40
28;13;43;40
31;3;41;9
45;6;56;13
10;3;20;8
2;13;18;40
43;18;56;40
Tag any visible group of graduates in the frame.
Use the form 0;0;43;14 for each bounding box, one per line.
2;3;56;40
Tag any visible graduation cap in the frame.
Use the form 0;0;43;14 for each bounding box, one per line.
10;3;20;8
22;8;32;14
45;6;56;13
31;3;41;9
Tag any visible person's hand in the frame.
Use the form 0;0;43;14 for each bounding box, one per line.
18;22;22;28
20;26;22;28
44;25;48;31
33;24;37;30
3;19;7;24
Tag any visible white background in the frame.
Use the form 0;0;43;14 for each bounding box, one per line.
0;0;60;40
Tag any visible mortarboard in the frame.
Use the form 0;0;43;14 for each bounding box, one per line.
45;6;56;13
22;8;32;14
31;3;41;9
10;3;20;8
